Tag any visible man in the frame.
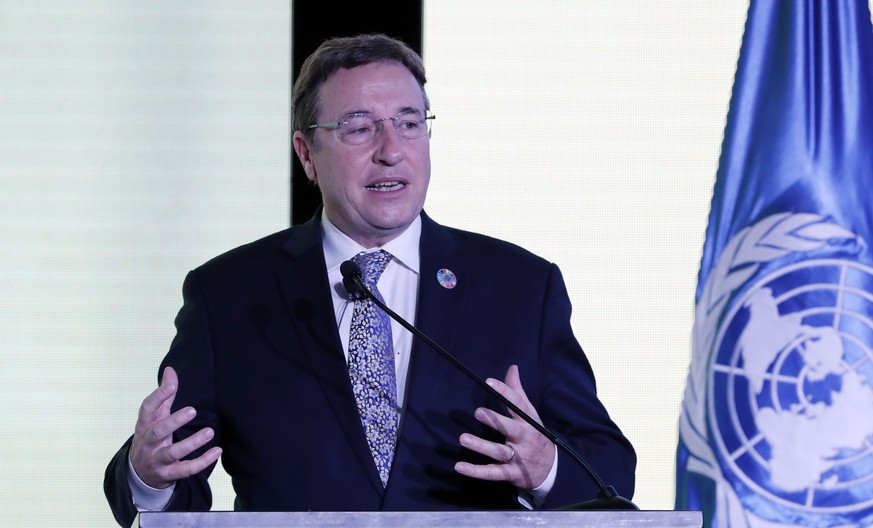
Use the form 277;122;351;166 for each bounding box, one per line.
104;33;636;527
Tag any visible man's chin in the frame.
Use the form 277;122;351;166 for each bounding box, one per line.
369;207;422;230
365;212;421;239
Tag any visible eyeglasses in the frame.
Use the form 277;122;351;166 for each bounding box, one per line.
308;110;435;146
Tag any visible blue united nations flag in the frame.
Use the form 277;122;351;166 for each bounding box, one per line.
675;1;873;526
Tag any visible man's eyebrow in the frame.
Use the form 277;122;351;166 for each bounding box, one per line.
341;110;371;119
340;107;423;120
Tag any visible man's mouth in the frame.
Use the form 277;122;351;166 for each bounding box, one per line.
366;181;406;192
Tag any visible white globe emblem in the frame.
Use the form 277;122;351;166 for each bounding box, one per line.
709;258;873;519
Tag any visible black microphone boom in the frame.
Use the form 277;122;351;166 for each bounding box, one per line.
340;260;638;510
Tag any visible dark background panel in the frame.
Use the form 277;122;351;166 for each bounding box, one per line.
291;1;424;225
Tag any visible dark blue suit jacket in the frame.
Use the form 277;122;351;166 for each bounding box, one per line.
105;212;635;526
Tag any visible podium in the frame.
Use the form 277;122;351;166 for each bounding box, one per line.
134;510;703;527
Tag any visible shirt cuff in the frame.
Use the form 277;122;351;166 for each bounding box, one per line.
517;444;559;509
127;456;174;512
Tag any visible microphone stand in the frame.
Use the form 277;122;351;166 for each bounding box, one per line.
343;266;638;510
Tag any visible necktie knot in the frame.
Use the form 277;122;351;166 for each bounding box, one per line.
352;250;393;289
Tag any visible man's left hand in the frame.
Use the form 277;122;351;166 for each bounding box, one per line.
454;364;555;490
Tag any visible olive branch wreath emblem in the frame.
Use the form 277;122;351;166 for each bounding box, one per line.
678;212;855;502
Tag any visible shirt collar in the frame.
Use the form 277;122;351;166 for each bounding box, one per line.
321;210;421;275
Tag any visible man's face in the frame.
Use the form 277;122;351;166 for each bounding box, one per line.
293;61;431;248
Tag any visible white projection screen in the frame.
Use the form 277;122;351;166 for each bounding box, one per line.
0;1;760;525
422;0;747;512
1;2;290;526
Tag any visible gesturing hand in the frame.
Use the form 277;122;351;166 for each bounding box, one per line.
454;364;555;490
129;367;222;489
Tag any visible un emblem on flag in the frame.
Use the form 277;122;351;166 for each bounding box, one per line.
710;259;873;525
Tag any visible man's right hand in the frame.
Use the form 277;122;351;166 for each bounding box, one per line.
129;366;222;489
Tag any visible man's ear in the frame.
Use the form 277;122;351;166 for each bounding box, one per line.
292;131;318;183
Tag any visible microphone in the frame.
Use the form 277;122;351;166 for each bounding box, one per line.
340;259;638;510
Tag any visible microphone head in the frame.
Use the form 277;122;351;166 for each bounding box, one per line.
340;260;365;300
340;260;362;280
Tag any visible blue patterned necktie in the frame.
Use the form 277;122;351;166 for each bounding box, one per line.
348;249;399;487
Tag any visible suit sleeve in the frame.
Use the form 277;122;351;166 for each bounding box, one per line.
103;437;138;527
535;264;637;508
103;271;219;526
158;270;220;511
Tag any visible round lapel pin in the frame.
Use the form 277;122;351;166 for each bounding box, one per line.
436;268;457;289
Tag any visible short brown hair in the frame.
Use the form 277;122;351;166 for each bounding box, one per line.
292;33;429;145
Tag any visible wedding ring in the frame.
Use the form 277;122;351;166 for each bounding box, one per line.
504;446;516;463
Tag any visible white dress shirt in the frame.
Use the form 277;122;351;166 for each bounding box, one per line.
322;212;421;409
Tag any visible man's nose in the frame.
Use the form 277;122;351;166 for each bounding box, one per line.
373;120;405;165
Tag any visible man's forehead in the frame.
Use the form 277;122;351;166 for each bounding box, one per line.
318;63;425;116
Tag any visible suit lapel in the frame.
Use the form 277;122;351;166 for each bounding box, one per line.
275;214;385;494
384;213;479;501
402;213;471;418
